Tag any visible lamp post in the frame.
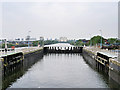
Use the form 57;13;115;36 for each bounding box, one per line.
0;39;3;50
114;38;118;45
89;34;92;47
99;30;102;48
28;31;31;48
4;39;7;52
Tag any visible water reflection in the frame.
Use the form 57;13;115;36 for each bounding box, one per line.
3;51;43;90
6;53;119;88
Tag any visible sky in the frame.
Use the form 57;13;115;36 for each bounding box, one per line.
0;0;119;40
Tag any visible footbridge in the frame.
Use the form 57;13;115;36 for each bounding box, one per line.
44;43;83;53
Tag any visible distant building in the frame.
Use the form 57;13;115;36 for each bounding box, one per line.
59;37;68;42
21;38;24;41
29;38;36;41
40;37;44;41
26;35;30;40
55;38;58;41
15;38;20;41
26;36;36;41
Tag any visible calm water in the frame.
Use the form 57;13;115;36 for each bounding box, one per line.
8;53;111;88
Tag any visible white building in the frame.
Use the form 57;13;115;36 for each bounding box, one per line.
26;35;36;41
59;37;68;42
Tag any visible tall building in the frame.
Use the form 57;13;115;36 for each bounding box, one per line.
26;35;30;40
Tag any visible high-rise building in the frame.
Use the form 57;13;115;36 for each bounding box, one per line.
26;35;30;40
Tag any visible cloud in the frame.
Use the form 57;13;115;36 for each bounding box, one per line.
1;0;119;2
2;2;118;40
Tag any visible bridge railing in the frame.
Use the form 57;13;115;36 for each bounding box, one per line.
44;46;83;53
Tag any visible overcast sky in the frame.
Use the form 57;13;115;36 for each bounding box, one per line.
1;1;118;40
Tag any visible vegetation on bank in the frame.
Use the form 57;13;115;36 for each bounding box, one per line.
1;40;44;48
73;35;120;47
1;43;28;48
43;35;120;48
44;40;59;45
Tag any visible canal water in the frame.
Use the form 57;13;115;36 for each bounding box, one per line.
7;53;116;88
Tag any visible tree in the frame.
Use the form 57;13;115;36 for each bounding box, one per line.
90;35;105;46
33;41;39;46
108;38;117;44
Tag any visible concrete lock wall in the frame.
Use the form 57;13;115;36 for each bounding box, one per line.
109;58;120;85
82;49;97;69
23;49;43;70
82;49;120;87
2;49;44;90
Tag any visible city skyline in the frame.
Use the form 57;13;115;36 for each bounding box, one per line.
1;1;118;40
